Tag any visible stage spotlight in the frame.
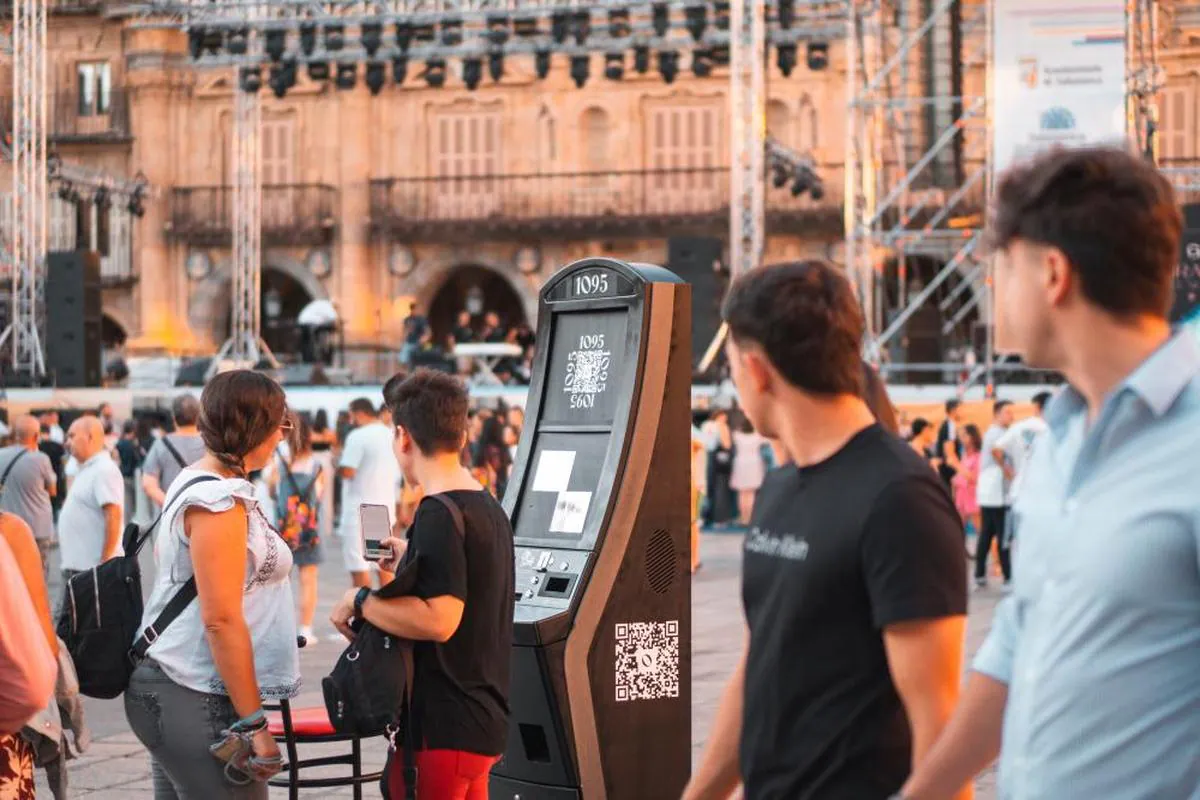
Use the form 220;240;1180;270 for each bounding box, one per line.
269;62;292;97
489;52;505;82
685;6;707;41
535;49;552;79
604;52;624;80
57;183;73;201
395;22;412;52
715;1;730;31
361;22;383;56
771;164;789;189
265;29;286;62
634;45;650;73
463;57;483;90
187;27;204;60
779;0;795;28
299;23;317;55
424;58;447;88
692;49;713;78
608;9;631;38
414;24;435;43
711;45;730;65
93;188;109;208
515;17;540;37
128;188;145;218
810;180;825;201
551;11;569;44
281;59;297;88
572;11;591;45
570;54;590;88
227;28;249;55
487;15;510;46
441;19;463;46
790;165;823;199
652;3;669;37
307;61;330;81
392;56;408;85
239;65;262;93
365;61;386;95
776;43;797;77
335;62;356;90
325;24;345;52
202;28;223;55
658;50;678;84
807;42;829;71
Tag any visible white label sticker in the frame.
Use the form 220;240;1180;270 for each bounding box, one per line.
532;450;576;494
549;491;591;534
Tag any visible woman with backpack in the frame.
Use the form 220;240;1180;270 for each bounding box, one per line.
269;414;326;644
123;370;300;799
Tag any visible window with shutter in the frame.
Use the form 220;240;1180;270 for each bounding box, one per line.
261;114;296;227
1159;83;1197;164
432;108;502;219
647;103;722;214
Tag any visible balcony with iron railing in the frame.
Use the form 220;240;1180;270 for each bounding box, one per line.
369;166;843;242
0;89;131;144
166;184;339;247
0;0;107;12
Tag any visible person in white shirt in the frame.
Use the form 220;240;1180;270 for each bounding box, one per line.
338;398;399;588
59;415;124;581
994;390;1052;506
974;400;1014;589
40;412;64;446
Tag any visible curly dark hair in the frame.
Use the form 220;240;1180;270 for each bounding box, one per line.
198;370;287;478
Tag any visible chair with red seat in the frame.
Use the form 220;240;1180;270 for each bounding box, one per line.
266;699;384;800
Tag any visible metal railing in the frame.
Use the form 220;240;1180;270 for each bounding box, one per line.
0;89;131;141
168;184;338;244
370;165;842;234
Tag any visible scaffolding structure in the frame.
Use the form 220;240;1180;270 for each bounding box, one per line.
728;0;765;277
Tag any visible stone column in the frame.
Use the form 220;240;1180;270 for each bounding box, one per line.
335;87;379;361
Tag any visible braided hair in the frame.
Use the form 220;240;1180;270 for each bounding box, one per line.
198;370;287;479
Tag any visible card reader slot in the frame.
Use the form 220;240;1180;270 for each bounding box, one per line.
538;573;575;598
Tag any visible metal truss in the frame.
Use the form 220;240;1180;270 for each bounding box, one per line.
48;155;152;202
729;0;764;277
845;0;991;380
0;0;48;380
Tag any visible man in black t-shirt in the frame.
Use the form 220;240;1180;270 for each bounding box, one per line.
935;399;963;487
684;261;969;800
331;369;514;798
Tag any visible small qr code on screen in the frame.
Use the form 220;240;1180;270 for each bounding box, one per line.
614;621;680;702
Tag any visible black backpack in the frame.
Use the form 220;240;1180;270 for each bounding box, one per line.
57;475;218;699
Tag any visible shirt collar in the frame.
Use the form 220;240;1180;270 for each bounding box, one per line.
1045;330;1200;430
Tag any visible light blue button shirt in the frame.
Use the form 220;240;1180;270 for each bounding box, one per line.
974;331;1200;800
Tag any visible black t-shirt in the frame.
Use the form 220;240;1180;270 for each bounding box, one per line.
404;490;515;756
38;440;66;512
934;419;960;484
740;424;967;800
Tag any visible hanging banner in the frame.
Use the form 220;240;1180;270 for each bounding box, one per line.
991;1;1127;176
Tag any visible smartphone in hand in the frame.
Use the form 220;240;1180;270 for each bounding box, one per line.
359;503;393;562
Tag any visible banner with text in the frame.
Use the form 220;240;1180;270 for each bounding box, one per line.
991;1;1127;175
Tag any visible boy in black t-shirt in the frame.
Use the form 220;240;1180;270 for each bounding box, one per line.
684;261;968;800
331;369;514;798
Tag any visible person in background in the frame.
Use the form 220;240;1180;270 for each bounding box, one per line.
338;398;400;588
861;361;900;435
908;418;938;464
310;410;337;547
934;399;963;489
975;400;1015;589
142;394;205;510
452;310;476;346
124;370;298;798
953;423;984;548
115;420;145;528
902;146;1200;800
38;426;67;524
0;416;58;575
994;390;1053;505
59;416;124;582
98;403;117;434
700;410;735;528
40;412;64;445
729;413;767;527
269;414;326;644
685;260;967;800
474;415;513;500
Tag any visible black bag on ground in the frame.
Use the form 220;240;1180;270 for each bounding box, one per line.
57;475;217;699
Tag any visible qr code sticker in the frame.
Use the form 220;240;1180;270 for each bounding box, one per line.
614;621;680;702
564;348;610;396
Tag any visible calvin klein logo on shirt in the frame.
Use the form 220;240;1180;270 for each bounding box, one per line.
745;526;810;561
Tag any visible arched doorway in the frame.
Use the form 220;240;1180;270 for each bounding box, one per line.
101;314;128;348
427;265;528;345
260;267;315;358
880;255;983;382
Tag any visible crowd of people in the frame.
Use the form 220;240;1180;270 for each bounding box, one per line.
401;304;537;387
0;145;1197;800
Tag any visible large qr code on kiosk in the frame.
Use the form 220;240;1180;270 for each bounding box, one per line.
614;621;680;702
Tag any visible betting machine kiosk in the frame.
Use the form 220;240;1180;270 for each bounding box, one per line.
491;258;693;799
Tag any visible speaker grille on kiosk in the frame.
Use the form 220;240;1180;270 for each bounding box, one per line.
645;529;677;595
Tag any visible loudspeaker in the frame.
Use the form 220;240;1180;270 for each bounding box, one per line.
667;236;724;371
45;250;103;387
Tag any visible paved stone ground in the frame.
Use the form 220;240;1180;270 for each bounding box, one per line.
42;532;1002;798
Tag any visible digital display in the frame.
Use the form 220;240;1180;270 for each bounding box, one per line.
512;432;609;543
540;310;629;426
547;267;636;302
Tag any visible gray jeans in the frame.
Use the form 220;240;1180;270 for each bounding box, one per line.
124;661;267;800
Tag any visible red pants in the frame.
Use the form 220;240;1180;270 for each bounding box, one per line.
389;749;500;800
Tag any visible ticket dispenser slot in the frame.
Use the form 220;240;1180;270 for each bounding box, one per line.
492;259;692;800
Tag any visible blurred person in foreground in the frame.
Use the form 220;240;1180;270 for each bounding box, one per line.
902;147;1200;799
684;260;967;800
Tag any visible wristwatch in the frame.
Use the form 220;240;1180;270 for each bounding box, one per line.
353;586;371;620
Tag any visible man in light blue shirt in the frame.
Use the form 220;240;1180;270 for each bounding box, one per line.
900;147;1200;799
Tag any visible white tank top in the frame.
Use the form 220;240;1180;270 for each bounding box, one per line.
140;468;301;699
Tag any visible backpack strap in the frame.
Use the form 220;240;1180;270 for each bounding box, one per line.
127;474;221;661
0;449;28;497
161;436;188;470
